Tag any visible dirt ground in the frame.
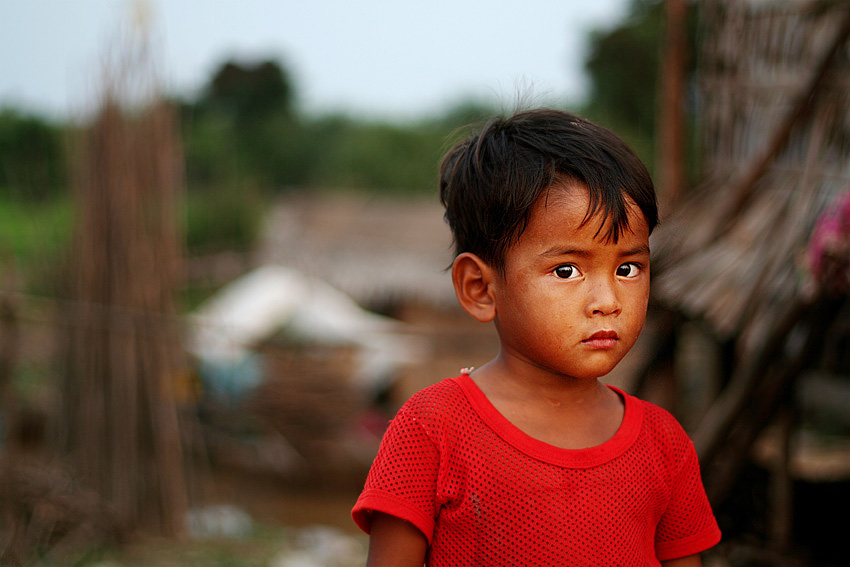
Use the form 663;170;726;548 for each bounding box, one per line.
203;467;364;533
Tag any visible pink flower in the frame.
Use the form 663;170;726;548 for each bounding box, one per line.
807;189;850;294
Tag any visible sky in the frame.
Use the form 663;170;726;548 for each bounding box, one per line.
0;0;631;121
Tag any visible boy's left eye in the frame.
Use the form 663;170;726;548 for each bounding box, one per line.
616;263;641;278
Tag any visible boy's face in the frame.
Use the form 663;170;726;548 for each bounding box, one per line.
491;182;650;381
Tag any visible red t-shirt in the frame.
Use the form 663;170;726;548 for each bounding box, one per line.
353;375;721;566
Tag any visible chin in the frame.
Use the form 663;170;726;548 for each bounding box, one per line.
573;357;625;379
559;367;616;381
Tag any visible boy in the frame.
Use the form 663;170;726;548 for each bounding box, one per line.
352;109;721;566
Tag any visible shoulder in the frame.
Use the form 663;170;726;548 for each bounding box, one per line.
399;376;466;412
393;377;471;431
635;397;689;436
630;396;696;460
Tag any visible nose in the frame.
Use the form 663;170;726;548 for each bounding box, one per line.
586;277;621;316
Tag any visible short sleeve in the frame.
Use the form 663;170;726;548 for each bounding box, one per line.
654;435;722;561
352;405;442;542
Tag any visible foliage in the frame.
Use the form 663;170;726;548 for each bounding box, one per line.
580;0;700;180
202;59;295;123
183;182;266;253
583;0;663;141
0;191;72;296
294;115;441;191
171;56;503;194
179;77;496;195
0;109;66;200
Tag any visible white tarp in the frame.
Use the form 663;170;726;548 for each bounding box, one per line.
187;265;423;396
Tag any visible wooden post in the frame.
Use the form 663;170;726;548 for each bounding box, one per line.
657;0;688;214
770;405;794;558
0;259;21;564
0;260;19;456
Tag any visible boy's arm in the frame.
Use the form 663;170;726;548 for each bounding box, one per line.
661;554;702;567
367;512;428;567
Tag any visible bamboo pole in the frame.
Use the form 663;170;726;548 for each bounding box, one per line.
57;40;188;536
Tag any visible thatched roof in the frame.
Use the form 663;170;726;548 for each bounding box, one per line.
257;192;457;309
652;0;850;352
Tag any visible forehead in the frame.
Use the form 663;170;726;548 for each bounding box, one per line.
519;181;649;248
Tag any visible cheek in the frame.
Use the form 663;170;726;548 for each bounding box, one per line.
625;285;650;331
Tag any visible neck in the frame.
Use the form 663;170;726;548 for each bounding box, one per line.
468;352;625;450
474;351;611;406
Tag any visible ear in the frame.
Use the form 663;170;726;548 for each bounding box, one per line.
451;252;497;323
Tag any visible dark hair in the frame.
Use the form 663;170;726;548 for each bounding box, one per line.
439;109;657;271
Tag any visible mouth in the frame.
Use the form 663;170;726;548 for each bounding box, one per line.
582;330;619;349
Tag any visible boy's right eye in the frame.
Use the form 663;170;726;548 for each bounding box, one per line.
553;265;580;279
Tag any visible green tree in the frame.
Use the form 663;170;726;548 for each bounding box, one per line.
0;109;66;200
583;1;662;134
202;59;294;123
580;0;698;179
183;59;299;191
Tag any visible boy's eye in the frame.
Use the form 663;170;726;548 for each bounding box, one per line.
616;263;641;278
554;265;580;279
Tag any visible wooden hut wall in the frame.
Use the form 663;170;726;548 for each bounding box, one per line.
654;0;850;353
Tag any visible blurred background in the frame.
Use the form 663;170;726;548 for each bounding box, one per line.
1;1;849;566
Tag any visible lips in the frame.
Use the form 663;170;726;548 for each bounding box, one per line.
582;330;619;349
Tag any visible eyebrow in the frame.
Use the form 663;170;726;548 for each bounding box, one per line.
540;244;651;258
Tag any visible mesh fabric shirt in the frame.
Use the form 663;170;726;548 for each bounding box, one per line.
353;375;721;566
